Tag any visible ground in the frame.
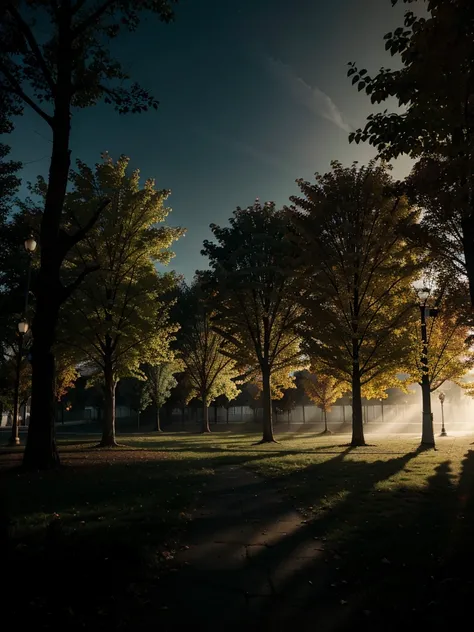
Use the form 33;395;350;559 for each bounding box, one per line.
1;430;474;631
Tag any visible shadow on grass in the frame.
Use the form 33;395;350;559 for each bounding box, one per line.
251;448;474;631
2;439;474;631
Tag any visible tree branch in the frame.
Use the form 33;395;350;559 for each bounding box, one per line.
72;0;117;38
62;265;100;301
60;198;110;258
0;62;53;126
6;4;56;96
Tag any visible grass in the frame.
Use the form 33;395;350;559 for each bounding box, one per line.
1;430;474;630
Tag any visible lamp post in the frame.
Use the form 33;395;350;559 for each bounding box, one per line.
439;391;447;437
10;320;29;446
417;287;438;447
8;236;37;446
379;398;384;422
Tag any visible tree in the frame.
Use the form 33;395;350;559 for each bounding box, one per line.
405;301;474;394
302;370;347;434
59;155;183;446
143;358;183;432
1;1;178;468
116;377;151;427
348;0;474;305
288;162;423;446
176;284;240;433
201;201;304;443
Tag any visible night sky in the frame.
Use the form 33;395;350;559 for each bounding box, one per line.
9;0;414;281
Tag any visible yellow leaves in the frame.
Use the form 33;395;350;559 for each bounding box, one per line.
404;307;474;387
303;371;347;410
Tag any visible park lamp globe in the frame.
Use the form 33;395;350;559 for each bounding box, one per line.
18;321;29;335
417;287;430;303
24;236;37;253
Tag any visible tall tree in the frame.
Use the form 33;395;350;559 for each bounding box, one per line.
348;0;474;305
176;284;240;434
405;300;474;394
58;154;183;446
201;201;304;443
302;370;347;434
143;358;183;432
288;162;423;446
1;0;178;468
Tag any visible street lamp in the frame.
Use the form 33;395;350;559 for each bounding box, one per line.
8;237;37;446
439;391;447;437
379;398;384;422
417;287;438;447
9;320;29;446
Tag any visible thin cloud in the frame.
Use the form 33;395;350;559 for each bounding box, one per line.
265;56;352;133
193;126;296;176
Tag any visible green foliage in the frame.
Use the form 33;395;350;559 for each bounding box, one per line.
348;1;474;160
59;153;184;383
143;357;184;409
0;1;178;123
117;377;151;413
348;1;474;304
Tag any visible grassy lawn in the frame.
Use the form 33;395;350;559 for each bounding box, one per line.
1;430;474;629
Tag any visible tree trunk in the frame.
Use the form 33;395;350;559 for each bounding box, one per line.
461;213;474;307
302;405;305;424
324;409;328;433
100;358;117;447
261;365;275;442
351;351;365;446
23;54;73;468
226;407;229;424
201;401;211;433
156;406;163;432
23;315;60;469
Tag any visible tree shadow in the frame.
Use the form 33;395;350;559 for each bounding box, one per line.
251;449;474;631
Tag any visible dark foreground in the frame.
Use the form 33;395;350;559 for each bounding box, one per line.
1;433;474;631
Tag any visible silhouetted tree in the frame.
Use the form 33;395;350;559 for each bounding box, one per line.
0;1;178;468
201;201;304;443
288;162;423;446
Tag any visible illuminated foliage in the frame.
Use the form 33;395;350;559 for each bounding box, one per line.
59;154;184;446
404;303;474;392
175;284;240;433
143;357;184;432
0;1;179;468
302;368;347;432
288;161;424;446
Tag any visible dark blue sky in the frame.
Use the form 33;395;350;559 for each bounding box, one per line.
10;0;413;281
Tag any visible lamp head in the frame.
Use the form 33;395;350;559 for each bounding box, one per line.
18;321;29;335
24;236;37;253
417;287;431;302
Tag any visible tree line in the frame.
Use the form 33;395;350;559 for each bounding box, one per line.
1;1;474;467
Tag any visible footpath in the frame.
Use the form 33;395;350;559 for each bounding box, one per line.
151;464;330;631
